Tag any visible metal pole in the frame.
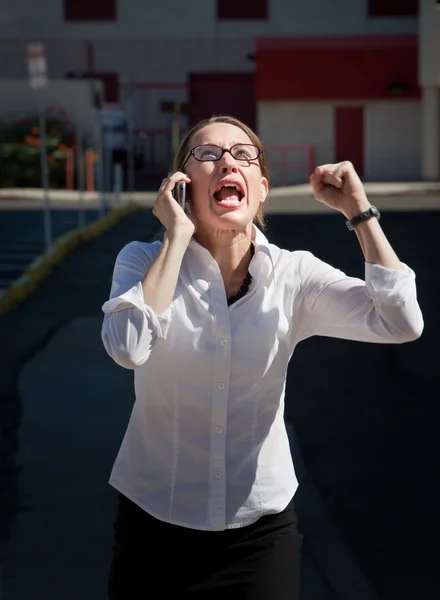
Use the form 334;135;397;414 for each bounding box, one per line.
92;79;106;218
76;73;85;229
114;163;122;205
126;75;135;193
106;141;112;208
38;94;52;252
171;101;181;156
98;120;106;217
77;129;85;228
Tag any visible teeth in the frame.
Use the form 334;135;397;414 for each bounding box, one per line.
214;182;243;203
217;183;241;193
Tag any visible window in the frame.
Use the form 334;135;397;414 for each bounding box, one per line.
64;0;117;21
368;0;418;17
217;0;268;20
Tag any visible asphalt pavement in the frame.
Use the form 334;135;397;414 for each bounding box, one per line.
0;206;439;599
0;206;100;293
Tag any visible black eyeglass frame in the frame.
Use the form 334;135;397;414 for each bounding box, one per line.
181;143;262;170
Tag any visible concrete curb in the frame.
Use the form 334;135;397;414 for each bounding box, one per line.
0;202;142;316
1;182;440;201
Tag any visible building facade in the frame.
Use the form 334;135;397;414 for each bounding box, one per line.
419;0;440;180
0;0;438;183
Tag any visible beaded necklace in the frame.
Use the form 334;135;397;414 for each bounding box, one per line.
227;243;255;306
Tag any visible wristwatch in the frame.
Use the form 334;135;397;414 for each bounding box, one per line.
346;206;380;231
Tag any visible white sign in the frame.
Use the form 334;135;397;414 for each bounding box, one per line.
27;43;48;89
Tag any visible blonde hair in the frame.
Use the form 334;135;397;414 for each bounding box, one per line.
172;115;269;230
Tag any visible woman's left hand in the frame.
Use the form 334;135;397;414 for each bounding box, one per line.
309;161;371;220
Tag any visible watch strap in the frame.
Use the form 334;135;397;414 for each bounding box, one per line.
346;206;380;231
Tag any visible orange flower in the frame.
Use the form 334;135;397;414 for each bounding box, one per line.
24;136;41;146
31;127;39;135
58;144;68;152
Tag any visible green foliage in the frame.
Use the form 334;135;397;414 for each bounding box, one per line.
0;109;78;188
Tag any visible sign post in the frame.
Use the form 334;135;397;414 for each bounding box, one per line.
27;43;51;252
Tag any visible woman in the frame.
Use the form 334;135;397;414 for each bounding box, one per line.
101;115;423;599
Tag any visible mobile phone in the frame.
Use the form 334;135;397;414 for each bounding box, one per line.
174;181;186;212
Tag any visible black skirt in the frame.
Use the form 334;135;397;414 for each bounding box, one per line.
108;493;303;599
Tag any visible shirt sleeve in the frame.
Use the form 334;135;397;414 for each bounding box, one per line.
101;240;175;369
296;251;424;344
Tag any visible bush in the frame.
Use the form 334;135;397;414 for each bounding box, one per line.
0;108;80;188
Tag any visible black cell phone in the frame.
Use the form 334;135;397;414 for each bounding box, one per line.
174;181;186;212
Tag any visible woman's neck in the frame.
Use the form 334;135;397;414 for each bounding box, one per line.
194;227;254;285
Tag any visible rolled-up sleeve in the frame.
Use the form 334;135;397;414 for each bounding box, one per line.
298;251;424;343
101;241;174;369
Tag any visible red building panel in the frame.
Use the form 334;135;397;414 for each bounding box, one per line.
256;35;420;100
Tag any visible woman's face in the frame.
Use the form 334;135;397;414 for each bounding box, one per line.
183;123;268;234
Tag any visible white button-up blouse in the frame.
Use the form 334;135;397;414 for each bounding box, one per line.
101;226;423;531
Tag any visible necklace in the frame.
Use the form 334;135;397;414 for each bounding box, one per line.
227;243;255;306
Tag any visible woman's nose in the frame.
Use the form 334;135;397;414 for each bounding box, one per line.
220;151;238;173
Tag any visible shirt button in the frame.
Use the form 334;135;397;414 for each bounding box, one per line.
216;427;222;433
215;472;222;479
220;339;227;346
218;383;225;390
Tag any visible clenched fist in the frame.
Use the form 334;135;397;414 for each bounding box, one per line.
309;161;371;220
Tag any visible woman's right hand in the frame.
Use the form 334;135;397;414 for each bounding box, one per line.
153;172;195;240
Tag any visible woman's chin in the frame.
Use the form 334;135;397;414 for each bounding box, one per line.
213;211;252;229
193;206;255;232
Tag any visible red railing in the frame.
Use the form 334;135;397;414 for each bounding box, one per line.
264;144;315;186
65;148;96;191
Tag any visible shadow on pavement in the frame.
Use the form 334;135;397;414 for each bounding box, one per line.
0;209;438;599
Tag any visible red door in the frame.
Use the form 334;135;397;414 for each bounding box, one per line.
188;73;256;131
335;106;364;177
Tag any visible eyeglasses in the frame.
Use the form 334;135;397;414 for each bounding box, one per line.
181;144;262;169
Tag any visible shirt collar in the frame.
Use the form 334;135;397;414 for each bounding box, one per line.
250;225;276;282
187;224;276;283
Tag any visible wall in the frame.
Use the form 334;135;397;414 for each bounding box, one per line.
365;100;421;180
0;37;255;81
0;37;255;130
0;0;419;135
419;0;440;86
0;0;418;39
0;80;101;141
419;1;440;180
258;101;333;184
0;0;424;181
259;99;421;183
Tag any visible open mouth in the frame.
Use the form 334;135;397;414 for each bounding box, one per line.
213;183;244;207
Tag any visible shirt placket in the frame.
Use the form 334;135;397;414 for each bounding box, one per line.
208;274;232;530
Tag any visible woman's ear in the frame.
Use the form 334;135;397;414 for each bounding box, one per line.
260;178;269;204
